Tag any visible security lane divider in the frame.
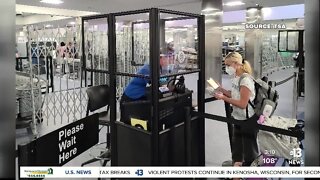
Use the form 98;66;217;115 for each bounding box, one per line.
270;72;303;88
269;72;300;119
204;97;217;103
274;73;295;87
191;111;304;140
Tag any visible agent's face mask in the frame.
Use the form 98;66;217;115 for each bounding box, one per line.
225;65;236;76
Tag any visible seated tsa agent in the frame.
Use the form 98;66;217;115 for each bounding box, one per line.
213;52;259;169
120;54;168;103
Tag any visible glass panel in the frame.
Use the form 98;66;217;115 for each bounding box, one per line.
278;31;287;51
115;13;150;75
83;17;108;71
115;12;150;99
287;31;299;51
160;13;198;77
132;21;149;66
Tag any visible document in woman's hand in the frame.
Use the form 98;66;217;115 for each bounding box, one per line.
207;78;219;90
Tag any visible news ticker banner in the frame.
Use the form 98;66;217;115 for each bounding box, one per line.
21;166;320;178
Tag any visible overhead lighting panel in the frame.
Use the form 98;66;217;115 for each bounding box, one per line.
223;1;245;6
201;7;218;12
40;0;64;5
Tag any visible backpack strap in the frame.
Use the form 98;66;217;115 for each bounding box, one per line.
238;73;255;109
238;73;255;119
246;104;249;119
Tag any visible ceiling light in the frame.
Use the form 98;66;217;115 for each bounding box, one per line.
40;0;64;5
205;11;223;16
45;24;53;28
16;11;23;16
205;19;215;23
247;8;258;13
69;21;76;25
202;7;218;12
262;7;272;18
224;1;245;6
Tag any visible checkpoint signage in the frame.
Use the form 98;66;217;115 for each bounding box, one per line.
18;114;99;166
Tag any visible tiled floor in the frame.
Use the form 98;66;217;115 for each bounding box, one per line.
16;68;304;180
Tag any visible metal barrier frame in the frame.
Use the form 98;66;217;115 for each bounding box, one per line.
82;8;205;166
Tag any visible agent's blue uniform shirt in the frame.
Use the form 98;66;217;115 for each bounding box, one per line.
124;64;150;99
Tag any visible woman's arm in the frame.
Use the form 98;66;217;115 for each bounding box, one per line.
215;85;251;109
214;81;231;98
218;87;231;98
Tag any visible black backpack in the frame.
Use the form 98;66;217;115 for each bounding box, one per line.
239;74;279;118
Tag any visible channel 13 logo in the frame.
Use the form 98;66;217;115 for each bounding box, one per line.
289;148;304;165
135;169;144;176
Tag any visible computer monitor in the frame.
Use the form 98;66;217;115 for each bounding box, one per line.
159;76;175;86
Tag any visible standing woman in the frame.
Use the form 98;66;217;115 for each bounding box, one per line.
57;42;67;75
214;52;259;168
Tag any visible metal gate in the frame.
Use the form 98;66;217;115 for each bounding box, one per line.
16;19;90;137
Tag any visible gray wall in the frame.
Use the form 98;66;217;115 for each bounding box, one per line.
202;0;223;84
305;0;319;166
0;0;16;178
245;7;263;78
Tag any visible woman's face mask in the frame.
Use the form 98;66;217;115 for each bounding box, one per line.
225;65;236;76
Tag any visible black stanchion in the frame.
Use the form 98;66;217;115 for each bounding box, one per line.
184;106;191;166
224;102;233;152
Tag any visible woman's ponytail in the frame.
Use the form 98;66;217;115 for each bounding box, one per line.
242;60;253;75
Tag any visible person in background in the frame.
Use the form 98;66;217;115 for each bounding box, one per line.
16;44;20;71
166;42;175;72
16;43;19;58
67;41;77;58
213;52;259;172
58;42;67;58
57;42;67;75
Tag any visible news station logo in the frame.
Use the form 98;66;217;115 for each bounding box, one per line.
135;169;144;176
288;148;304;165
244;23;287;29
24;168;53;178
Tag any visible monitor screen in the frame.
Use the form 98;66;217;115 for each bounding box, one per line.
159;75;179;87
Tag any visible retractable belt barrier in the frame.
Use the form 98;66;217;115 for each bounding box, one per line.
191;111;304;140
273;72;300;87
270;72;300;119
274;74;295;87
